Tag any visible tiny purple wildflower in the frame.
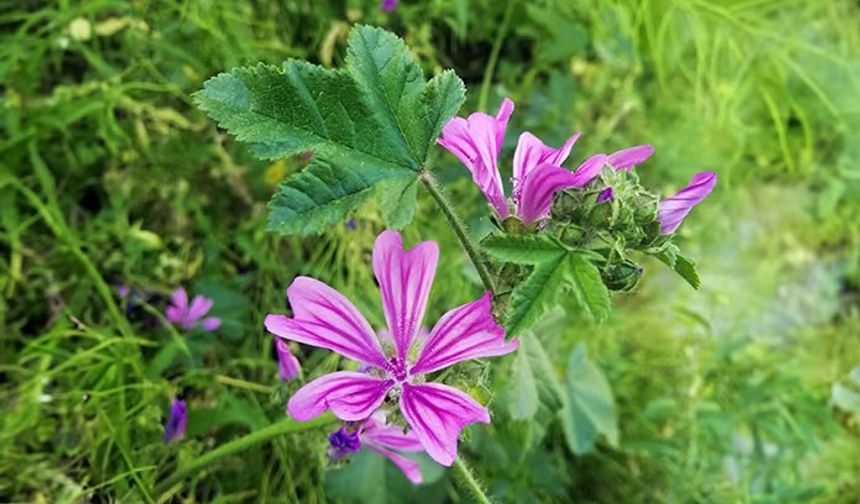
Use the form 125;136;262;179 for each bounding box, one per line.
381;0;398;11
275;336;301;381
265;230;518;466
328;427;362;459
597;187;615;204
657;171;717;234
164;398;187;443
437;98;608;225
345;218;356;230
165;287;221;332
117;284;130;298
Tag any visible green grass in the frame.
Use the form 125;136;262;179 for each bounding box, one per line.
1;0;859;502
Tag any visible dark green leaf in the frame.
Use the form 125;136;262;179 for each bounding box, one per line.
505;252;568;337
194;25;465;235
377;176;419;230
481;233;568;264
568;253;611;323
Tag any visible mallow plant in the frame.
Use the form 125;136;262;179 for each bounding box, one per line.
163;25;715;501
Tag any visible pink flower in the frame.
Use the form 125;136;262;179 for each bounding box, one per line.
657;171;718;234
265;230;518;466
329;410;426;484
380;0;398;10
275;337;301;381
437;98;608;225
165;287;221;332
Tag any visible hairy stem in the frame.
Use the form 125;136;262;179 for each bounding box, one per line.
420;171;497;293
452;458;493;504
478;0;517;112
154;414;336;497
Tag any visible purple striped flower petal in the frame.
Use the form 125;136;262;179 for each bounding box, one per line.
164;398;187;443
264;277;388;369
362;411;424;452
366;444;423;484
287;371;394;422
657;171;717;234
373;230;439;363
570;153;608;186
410;292;516;375
512;131;580;194
607;145;654;170
437;98;514;219
275;337;301;381
516;163;583;225
597;187;614;204
400;382;490;466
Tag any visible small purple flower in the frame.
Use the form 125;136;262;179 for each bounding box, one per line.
345;218;356;230
164;398;187;443
597;187;615;204
657;172;717;234
437;98;608;225
381;0;398;10
117;284;131;298
328;427;362;459
165;287;221;331
275;337;301;381
265;230;518;466
607;145;654;170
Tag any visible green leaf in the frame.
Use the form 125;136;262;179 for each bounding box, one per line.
653;243;702;289
377;176;418;229
560;343;618;455
481;233;568;264
505;252;568;338
508;329;565;421
568;253;611;323
194;25;465;235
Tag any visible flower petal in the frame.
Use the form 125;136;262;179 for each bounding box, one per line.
275;337;301;381
166;287;188;324
410;292;517;375
201;317;221;331
164;399;187;443
363;414;425;452
570;153;608;186
366;445;423;484
287;371;393;422
374;230;439;363
512;131;580;191
516;163;581;225
607;144;654;170
265;277;388;368
657;171;717;234
187;295;214;322
400;382;490;466
437;98;513;218
170;287;188;312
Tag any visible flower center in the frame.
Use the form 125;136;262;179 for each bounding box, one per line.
387;357;408;382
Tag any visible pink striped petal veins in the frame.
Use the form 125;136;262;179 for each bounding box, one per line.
657;171;717;234
437;98;514;219
373;230;439;363
264;277;388;369
410;291;516;375
287;372;393;422
366;445;423;484
516;163;583;225
512;131;580;191
400;382;491;466
275;337;301;381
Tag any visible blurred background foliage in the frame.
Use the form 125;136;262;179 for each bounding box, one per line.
2;0;859;502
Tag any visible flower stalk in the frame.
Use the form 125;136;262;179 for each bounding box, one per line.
419;170;497;293
154;414;337;497
452;458;493;504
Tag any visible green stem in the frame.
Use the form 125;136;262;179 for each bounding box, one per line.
420;171;496;293
452;458;492;504
477;0;517;112
154;414;337;496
